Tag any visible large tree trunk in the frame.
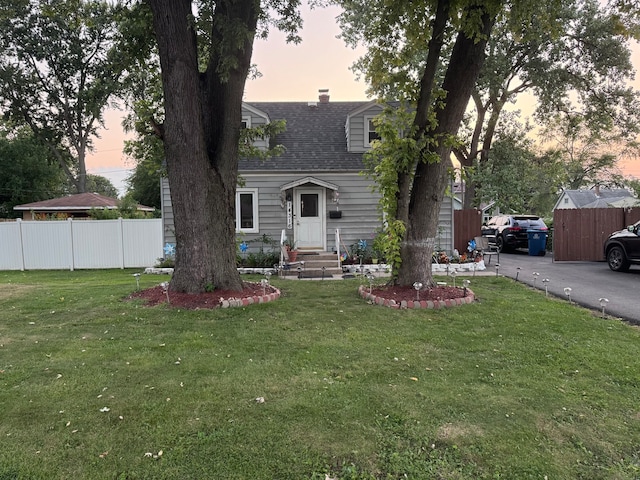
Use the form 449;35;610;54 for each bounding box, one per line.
397;7;495;287
150;0;258;293
396;0;450;224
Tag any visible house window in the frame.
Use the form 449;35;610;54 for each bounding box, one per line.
236;188;259;233
564;198;569;204
241;116;251;129
364;115;381;147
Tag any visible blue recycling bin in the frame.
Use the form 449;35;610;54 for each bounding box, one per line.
527;230;547;256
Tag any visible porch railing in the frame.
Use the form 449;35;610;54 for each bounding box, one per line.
335;228;342;268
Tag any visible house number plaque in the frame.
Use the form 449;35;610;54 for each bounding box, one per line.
286;200;293;229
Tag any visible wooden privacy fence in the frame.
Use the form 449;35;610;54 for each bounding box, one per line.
553;207;640;262
0;218;163;271
454;209;483;254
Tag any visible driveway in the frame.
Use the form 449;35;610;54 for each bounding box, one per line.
491;250;640;325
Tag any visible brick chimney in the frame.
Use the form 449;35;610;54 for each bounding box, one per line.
318;89;330;103
594;184;601;197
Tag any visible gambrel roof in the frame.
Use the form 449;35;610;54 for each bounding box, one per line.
239;101;372;172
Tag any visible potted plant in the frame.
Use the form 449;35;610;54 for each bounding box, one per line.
282;239;298;262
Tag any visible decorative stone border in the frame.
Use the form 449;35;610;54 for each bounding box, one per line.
358;285;475;309
432;260;486;273
237;267;278;275
145;267;279;275
144;262;486;277
144;267;174;274
342;263;391;274
218;286;281;308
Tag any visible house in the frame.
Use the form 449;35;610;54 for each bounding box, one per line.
161;90;455;255
13;192;154;220
553;187;638;210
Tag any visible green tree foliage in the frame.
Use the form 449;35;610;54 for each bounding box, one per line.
87;193;157;220
124;142;164;209
335;0;639;285
84;174;120;199
472;118;564;216
473;109;638;218
335;0;503;286
0;0;131;193
540;113;634;191
0;124;67;218
363;105;420;278
120;2;287;213
456;0;640;208
627;179;640;198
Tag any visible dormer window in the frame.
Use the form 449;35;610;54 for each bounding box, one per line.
364;115;381;147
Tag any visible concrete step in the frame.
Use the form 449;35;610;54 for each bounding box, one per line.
295;252;341;270
280;252;340;278
280;269;340;279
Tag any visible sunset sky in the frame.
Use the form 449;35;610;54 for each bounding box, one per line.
86;4;640;194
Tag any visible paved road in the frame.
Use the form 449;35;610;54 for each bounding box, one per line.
490;250;640;325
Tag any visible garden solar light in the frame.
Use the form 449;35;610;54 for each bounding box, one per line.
160;282;170;304
463;279;470;296
133;273;141;290
495;263;500;276
542;278;550;296
515;267;521;282
413;282;423;301
261;278;268;295
265;271;272;283
564;287;572;304
450;269;457;288
599;298;609;318
366;273;375;294
532;272;540;287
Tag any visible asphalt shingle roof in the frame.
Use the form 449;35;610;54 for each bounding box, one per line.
14;192;153;211
239;102;370;172
564;188;633;208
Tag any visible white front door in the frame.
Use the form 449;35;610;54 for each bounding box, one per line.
294;188;325;250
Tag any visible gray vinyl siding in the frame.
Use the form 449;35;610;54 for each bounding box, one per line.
346;105;384;153
241;173;382;252
161;174;454;255
160;177;174;246
160;173;383;253
437;194;454;253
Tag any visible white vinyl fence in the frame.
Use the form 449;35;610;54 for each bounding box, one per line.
0;218;163;271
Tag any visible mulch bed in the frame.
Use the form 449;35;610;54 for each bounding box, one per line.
127;281;279;309
127;282;471;310
361;284;474;309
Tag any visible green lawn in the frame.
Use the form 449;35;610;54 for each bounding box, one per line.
1;270;639;479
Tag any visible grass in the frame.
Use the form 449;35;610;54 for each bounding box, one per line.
1;270;639;479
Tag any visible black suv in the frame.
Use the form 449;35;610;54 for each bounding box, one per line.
603;221;640;272
481;215;548;253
